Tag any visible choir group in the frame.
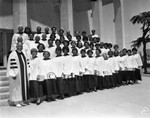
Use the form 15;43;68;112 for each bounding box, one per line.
8;25;143;106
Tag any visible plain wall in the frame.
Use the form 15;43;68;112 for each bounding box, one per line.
73;0;92;35
102;3;116;44
0;0;13;29
27;0;60;32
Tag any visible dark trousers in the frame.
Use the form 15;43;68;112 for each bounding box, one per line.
43;79;57;97
126;71;136;82
97;76;103;90
135;69;142;81
56;77;64;96
64;79;69;95
68;78;76;96
103;76;113;89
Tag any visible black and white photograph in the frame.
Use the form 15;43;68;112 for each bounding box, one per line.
0;0;150;118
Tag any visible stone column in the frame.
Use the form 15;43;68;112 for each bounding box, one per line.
92;0;103;39
13;0;28;32
60;0;74;35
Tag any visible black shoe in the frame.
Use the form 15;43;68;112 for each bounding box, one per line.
50;96;56;101
93;88;97;92
36;99;42;105
60;95;64;99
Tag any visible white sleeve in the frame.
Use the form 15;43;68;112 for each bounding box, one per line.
7;52;19;77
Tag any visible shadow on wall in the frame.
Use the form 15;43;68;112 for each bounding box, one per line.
27;0;60;30
0;0;13;16
73;0;92;34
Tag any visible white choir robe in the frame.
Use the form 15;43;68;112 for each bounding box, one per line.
113;56;120;72
45;47;56;59
119;56;127;71
50;33;60;40
11;33;29;51
57;35;68;41
37;52;44;60
77;47;84;56
85;57;95;75
108;57;120;73
29;57;39;80
132;53;143;68
79;56;89;75
38;59;55;80
22;43;30;60
68;46;74;56
125;55;135;70
62;55;72;76
52;57;64;77
94;56;105;76
7;51;30;102
40;40;48;48
25;40;38;50
92;34;99;38
46;34;51;40
101;48;110;55
72;37;77;42
70;56;82;76
103;59;113;76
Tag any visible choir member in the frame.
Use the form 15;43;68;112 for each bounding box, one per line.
29;48;43;105
34;26;43;40
46;38;56;59
132;48;143;82
70;48;82;94
40;33;48;48
62;46;72;96
38;51;57;102
11;25;29;51
85;49;97;92
53;47;65;99
79;49;89;92
37;43;45;59
124;49;136;84
94;49;105;90
44;27;51;40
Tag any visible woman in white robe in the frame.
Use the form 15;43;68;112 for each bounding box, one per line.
38;51;57;102
132;48;143;81
94;49;105;90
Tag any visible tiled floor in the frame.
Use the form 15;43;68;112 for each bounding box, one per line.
0;76;150;118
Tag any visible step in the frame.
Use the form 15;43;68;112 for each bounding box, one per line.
0;81;9;87
0;99;9;106
0;92;9;100
0;86;9;93
0;76;9;81
0;70;6;76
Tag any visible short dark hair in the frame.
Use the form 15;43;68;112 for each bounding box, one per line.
132;48;137;52
87;49;93;55
62;46;69;53
37;43;45;50
80;49;86;54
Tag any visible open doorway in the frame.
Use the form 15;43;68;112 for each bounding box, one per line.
0;29;13;68
0;32;3;66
